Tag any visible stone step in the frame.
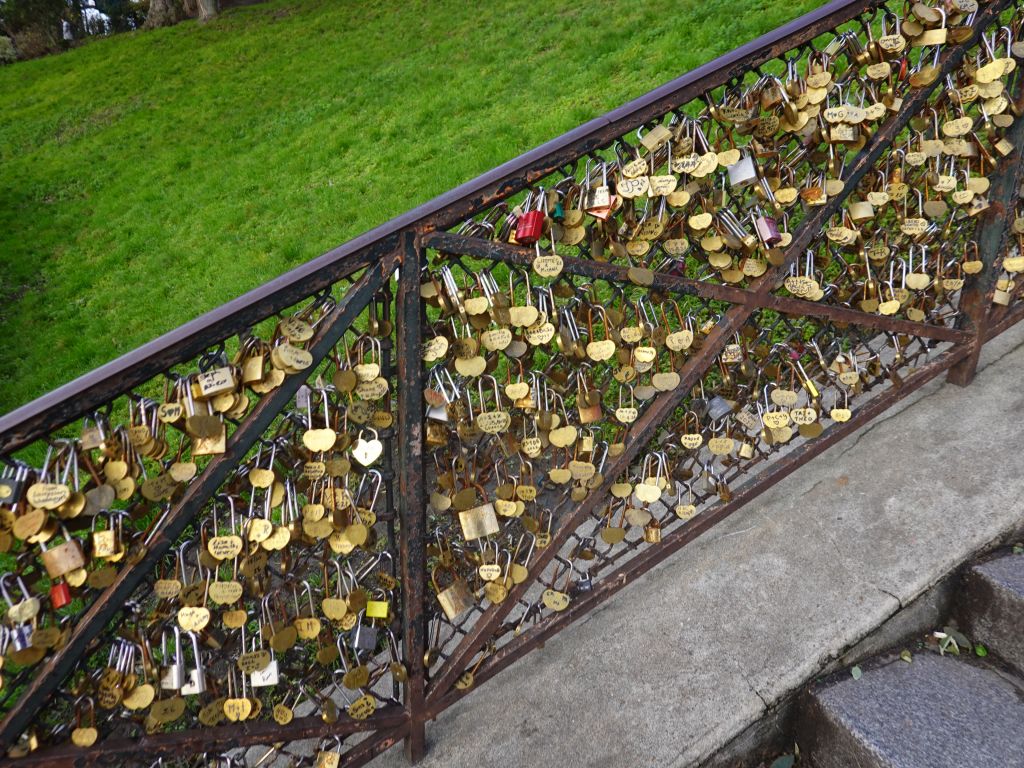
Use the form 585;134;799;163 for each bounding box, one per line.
797;653;1024;768
959;551;1024;676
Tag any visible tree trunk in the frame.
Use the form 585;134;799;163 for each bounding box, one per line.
144;0;185;28
195;0;218;21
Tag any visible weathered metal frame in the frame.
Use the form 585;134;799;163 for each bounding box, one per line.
1;0;1022;765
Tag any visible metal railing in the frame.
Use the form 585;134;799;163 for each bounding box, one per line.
1;0;1022;765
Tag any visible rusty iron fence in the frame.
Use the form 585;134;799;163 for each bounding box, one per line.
1;0;1023;765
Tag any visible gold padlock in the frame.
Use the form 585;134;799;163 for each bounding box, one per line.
433;566;475;621
643;520;662;544
457;484;500;541
40;527;86;578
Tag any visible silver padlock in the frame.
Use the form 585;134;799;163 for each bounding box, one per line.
180;631;206;695
9;622;31;651
706;395;734;421
250;624;279;688
160;626;185;690
426;369;457;422
726;152;758;189
0;465;26;505
350;611;378;653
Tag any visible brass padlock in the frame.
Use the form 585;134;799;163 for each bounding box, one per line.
40;525;86;579
433;566;474;621
457;484;500;541
643;519;662;544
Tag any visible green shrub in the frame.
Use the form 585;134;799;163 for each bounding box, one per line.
0;36;15;64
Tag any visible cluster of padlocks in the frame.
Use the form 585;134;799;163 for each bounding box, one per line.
0;1;1020;765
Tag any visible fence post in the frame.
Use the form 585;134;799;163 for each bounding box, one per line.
948;86;1024;385
396;230;429;762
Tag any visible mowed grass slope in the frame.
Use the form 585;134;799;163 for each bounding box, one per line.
0;0;818;414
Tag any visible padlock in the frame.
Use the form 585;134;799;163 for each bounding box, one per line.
848;200;874;223
245;619;280;688
718;209;757;252
1;573;40;626
0;465;26;506
91;512;121;560
192;365;237;400
644;519;663;543
433;566;475;621
726;152;758;188
50;579;72;610
515;189;546;245
753;210;782;247
706;395;734;421
350;612;378;653
39;525;86;579
365;588;389;620
180;631;207;695
10;621;32;651
457;484;500;541
160;626;185;690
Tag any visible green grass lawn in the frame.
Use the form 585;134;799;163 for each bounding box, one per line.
0;0;819;416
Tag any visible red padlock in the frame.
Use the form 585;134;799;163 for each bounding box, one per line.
50;579;72;609
515;189;546;245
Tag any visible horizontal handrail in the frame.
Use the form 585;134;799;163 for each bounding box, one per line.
0;0;878;454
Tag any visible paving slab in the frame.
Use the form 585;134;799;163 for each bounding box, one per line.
960;552;1024;676
375;323;1024;768
799;653;1024;768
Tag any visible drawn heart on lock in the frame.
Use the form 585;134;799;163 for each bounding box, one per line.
634;483;661;504
542;589;570;612
238;650;271;674
830;408;852;423
615;407;638;423
302;428;337;453
185;414;222;439
548;425;577;448
208;535;243;560
122;683;155;711
652;372;680;391
548;468;572;484
177;606;211;632
248;468;275;489
26;483;70;511
84;483;116;515
151;696;186;724
790;408;818;426
247;518;273;543
586;339;616;361
222;609;247;629
610;482;633;499
509;306;539;327
169;461;197;483
454;356;486;377
322;597;347;620
223;698;252;722
675;504;697;520
352;436;383;466
348;694;377;720
208;581;243;605
505;382;530;401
